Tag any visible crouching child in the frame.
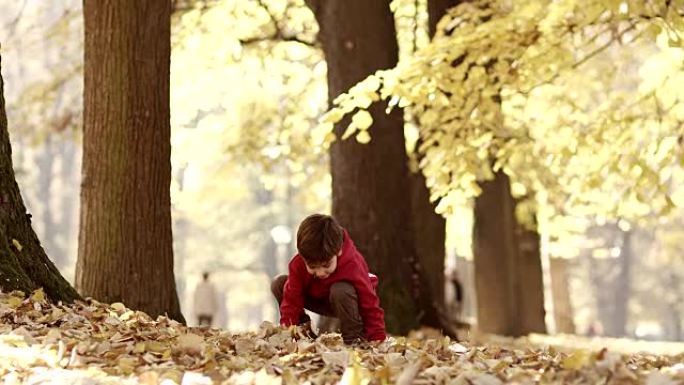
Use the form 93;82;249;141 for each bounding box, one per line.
271;214;386;344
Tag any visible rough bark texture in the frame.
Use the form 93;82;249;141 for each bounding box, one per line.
549;257;576;334
409;174;446;319
76;0;184;323
306;0;420;334
409;0;462;326
473;172;546;336
0;56;80;303
473;172;520;335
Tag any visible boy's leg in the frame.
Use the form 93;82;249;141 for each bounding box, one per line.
329;282;364;343
270;275;288;303
318;315;341;333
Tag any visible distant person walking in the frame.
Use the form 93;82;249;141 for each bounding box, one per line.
193;272;218;326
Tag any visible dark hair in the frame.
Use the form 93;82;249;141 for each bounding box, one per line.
202;272;209;280
297;214;343;266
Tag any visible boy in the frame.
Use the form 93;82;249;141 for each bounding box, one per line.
271;214;386;343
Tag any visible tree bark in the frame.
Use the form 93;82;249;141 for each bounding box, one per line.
0;56;80;303
473;171;520;335
409;0;462;327
76;0;184;323
473;172;546;336
306;0;420;334
514;216;547;333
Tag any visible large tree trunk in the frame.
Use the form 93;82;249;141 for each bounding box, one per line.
76;0;184;323
306;0;420;334
473;172;546;336
0;57;80;302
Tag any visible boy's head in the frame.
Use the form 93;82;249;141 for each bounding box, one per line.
297;214;343;279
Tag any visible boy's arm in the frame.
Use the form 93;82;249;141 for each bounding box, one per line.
352;271;386;341
279;257;306;326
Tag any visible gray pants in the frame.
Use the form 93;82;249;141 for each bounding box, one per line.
271;275;364;343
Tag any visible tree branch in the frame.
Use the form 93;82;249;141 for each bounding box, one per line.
240;0;319;48
239;32;318;48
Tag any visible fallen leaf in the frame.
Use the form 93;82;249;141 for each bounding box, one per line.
11;239;23;252
646;371;679;385
562;350;592;370
473;373;504;385
321;350;350;367
110;302;126;313
395;360;422;385
177;333;205;355
338;353;370;385
30;288;45;303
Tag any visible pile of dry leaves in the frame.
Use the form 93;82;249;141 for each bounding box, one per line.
1;289;683;384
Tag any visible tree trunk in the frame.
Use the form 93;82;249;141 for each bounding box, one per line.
473;172;547;336
76;0;184;323
306;0;420;334
409;0;462;327
514;216;547;333
549;257;576;334
473;172;520;335
410;174;446;323
0;56;80;303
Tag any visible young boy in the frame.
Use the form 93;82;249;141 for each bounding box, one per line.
271;214;386;343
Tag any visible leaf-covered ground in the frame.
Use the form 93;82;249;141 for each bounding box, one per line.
1;290;683;385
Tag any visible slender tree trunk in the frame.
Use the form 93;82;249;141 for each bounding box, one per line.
0;56;80;302
473;171;520;335
409;0;462;327
76;0;184;323
549;257;576;334
306;0;420;334
473;172;547;335
514;216;547;333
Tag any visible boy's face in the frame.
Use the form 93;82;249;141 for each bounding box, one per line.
305;251;340;279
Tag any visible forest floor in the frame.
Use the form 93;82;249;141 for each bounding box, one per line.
1;290;683;385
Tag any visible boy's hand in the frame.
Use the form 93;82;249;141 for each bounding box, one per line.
296;322;318;340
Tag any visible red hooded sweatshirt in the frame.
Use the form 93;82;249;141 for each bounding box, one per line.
279;230;386;341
